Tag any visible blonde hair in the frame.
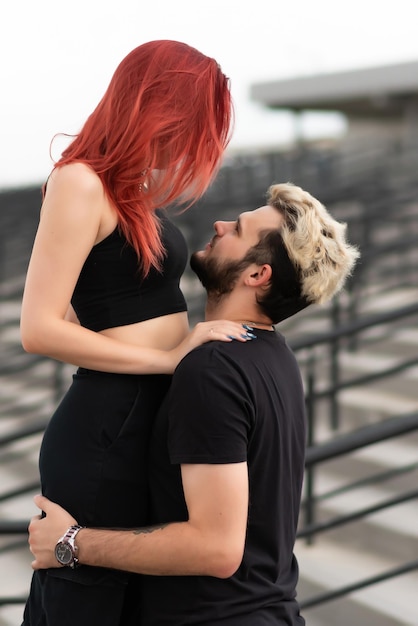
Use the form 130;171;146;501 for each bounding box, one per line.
267;183;360;305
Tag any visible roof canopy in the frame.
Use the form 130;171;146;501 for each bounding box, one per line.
250;60;418;118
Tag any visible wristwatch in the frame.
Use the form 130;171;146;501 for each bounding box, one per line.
54;525;85;569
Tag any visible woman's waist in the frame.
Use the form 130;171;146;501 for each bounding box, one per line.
97;311;189;350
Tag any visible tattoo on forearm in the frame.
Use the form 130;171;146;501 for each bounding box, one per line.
132;523;169;536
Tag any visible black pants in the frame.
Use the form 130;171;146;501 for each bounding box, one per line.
22;368;171;626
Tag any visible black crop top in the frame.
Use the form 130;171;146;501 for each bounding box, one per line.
71;212;188;332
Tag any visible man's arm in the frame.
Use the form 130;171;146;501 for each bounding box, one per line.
29;461;248;578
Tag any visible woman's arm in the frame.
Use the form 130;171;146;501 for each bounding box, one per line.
20;164;248;375
64;304;80;324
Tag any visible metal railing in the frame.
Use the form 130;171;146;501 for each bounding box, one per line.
299;411;418;610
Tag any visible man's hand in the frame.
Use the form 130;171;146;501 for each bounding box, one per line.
28;494;78;570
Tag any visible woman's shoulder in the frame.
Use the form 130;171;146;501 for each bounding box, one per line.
41;162;109;230
47;162;103;197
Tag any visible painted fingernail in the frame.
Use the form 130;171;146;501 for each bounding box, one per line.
227;335;237;340
246;332;257;339
242;324;254;331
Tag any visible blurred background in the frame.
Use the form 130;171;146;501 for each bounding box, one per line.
2;0;418;189
1;1;418;624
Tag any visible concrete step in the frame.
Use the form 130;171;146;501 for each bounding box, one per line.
296;537;418;626
357;326;418;360
299;319;418;431
0;435;42;494
304;466;418;563
0;491;40;626
305;385;418;439
0;605;26;626
312;428;418;486
0;542;32;626
339;349;418;381
359;287;418;316
338;387;418;427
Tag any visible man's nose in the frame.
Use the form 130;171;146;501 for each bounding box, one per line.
213;221;231;235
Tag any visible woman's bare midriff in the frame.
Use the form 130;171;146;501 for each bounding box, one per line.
99;311;190;351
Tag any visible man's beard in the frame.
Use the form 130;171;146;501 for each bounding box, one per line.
190;252;251;300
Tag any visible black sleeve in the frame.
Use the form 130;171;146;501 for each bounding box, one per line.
168;345;254;465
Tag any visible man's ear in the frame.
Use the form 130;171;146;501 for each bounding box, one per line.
244;264;272;287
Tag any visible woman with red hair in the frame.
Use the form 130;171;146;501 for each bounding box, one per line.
20;40;250;625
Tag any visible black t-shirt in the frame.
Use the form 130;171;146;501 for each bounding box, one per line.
141;330;306;625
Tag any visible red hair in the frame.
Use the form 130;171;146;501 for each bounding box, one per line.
52;40;233;275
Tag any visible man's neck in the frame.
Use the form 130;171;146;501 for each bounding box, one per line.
205;299;274;330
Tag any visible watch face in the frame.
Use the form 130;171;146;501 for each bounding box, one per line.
55;542;73;565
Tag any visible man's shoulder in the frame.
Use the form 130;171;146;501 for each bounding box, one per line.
175;331;287;377
175;340;232;373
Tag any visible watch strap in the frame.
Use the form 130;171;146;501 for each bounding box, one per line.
58;524;84;545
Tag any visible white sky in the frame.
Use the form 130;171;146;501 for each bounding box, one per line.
2;0;418;189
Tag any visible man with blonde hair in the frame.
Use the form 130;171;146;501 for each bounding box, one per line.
28;183;359;625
